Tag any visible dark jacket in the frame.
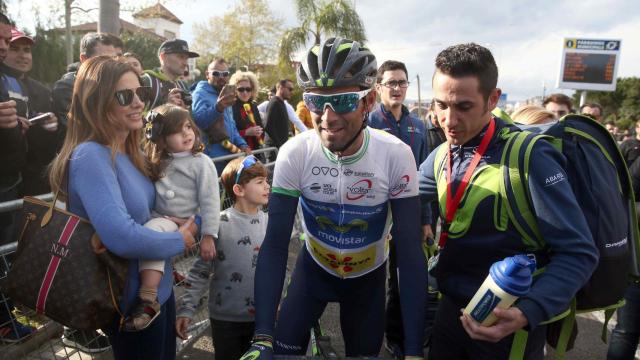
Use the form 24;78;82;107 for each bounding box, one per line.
2;63;64;195
265;96;289;148
52;71;76;127
0;64;26;187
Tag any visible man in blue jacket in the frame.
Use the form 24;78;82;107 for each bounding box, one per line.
191;58;249;173
368;60;432;359
418;43;598;359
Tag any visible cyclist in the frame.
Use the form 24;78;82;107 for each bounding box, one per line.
240;37;427;359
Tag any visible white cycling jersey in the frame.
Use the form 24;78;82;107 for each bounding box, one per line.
272;128;418;278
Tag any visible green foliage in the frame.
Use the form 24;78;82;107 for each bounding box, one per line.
120;31;163;70
572;77;640;124
192;0;283;69
30;26;78;86
278;0;366;65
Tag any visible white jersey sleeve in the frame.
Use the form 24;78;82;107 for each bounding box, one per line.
387;141;419;199
271;137;303;198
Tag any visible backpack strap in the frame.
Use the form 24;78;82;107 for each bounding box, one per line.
500;131;549;250
141;72;162;110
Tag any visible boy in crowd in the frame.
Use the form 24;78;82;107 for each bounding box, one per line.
176;155;270;360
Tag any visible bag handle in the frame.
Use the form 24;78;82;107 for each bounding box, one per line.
107;267;125;328
42;158;72;228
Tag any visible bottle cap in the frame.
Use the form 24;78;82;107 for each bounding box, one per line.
489;255;536;297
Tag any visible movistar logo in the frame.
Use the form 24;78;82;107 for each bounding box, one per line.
316;216;368;233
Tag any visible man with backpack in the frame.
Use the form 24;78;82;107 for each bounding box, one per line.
141;39;198;110
418;43;598;359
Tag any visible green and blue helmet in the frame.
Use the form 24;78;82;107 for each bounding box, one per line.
297;37;377;91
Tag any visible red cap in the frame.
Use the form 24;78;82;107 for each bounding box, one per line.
10;28;34;45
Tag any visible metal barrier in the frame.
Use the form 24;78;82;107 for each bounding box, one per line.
0;148;278;359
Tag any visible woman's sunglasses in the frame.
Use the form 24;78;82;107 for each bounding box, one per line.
114;86;152;106
303;89;371;115
237;87;253;93
235;155;259;184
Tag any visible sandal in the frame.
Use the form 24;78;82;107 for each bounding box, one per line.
123;298;161;332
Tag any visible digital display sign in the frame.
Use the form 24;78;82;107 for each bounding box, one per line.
557;38;621;92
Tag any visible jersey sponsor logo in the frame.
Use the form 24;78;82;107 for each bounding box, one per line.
305;200;336;213
390;175;410;197
312;166;339;177
308;237;376;276
323;184;337;195
343;168;375;177
544;172;565;187
310;183;321;193
317;230;366;245
316;216;368;233
346;179;373;200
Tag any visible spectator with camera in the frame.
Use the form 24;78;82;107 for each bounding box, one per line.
2;28;63;196
0;14;26;244
141;39;198;110
192;58;250;173
0;12;38;345
52;32;120;127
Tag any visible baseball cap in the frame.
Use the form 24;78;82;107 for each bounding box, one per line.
10;28;34;45
158;39;199;58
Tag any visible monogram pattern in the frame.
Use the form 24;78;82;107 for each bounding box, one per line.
1;197;128;330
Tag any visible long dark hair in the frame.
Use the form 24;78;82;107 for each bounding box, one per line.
144;104;205;181
50;56;148;195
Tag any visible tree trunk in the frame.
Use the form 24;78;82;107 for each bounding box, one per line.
65;0;73;65
98;0;120;35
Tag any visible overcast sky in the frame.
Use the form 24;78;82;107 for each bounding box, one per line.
7;0;640;101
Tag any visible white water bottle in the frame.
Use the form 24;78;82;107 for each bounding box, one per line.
463;255;536;326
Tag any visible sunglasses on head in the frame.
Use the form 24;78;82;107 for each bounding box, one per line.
211;70;230;78
235;155;259;185
303;89;371;115
114;86;151;106
237;87;253;93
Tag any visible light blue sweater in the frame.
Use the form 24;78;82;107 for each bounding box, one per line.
68;141;185;313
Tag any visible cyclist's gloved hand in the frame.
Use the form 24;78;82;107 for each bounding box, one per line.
422;236;438;259
240;335;273;360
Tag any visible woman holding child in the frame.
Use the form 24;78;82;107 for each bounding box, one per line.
49;56;197;359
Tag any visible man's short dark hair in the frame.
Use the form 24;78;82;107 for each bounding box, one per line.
434;43;498;101
543;93;573;111
376;60;408;83
277;79;292;88
80;32;117;57
580;102;603;114
0;13;12;26
106;33;123;50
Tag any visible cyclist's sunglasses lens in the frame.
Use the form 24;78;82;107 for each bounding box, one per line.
303;92;362;115
114;87;152;106
235;155;259;184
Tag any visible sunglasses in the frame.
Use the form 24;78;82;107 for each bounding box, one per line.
211;70;230;78
303;89;371;115
114;87;151;106
235;155;259;184
237;87;253;93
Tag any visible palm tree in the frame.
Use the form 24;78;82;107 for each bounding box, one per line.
279;0;366;64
